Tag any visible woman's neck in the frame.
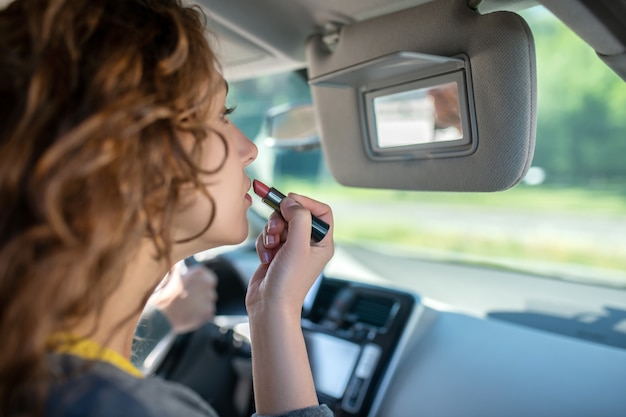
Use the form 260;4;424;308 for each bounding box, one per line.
68;242;170;359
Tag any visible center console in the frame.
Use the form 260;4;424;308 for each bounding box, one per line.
302;277;417;417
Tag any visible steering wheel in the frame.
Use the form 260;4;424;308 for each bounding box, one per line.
138;249;257;417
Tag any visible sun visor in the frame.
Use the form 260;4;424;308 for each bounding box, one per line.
306;0;536;191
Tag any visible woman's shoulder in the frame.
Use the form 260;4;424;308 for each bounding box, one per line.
46;354;218;417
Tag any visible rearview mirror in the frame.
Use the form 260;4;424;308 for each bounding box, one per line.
264;103;320;151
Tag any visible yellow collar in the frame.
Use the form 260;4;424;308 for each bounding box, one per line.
49;335;144;378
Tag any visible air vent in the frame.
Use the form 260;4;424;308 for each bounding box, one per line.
350;295;395;327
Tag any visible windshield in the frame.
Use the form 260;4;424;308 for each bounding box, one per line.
227;6;626;289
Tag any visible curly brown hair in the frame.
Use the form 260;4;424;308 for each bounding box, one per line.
0;0;222;413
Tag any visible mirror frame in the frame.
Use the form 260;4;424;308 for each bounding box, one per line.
364;68;476;160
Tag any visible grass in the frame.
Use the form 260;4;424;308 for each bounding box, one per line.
272;178;626;284
282;179;626;216
335;221;626;273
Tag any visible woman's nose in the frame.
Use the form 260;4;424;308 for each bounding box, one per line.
241;132;258;167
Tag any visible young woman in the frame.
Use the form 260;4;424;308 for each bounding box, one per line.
0;0;334;416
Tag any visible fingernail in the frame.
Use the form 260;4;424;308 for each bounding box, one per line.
264;234;275;246
261;251;271;264
268;218;279;231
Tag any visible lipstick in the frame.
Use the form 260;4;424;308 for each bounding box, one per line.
252;179;329;242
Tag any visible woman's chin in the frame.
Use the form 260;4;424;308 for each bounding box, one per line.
212;222;250;247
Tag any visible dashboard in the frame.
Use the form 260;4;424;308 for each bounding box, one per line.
151;241;626;417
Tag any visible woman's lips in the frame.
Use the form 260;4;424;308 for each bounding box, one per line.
245;179;253;203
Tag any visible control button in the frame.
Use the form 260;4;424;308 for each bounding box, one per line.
341;344;382;414
353;328;368;342
354;343;381;379
343;376;365;412
346;377;364;406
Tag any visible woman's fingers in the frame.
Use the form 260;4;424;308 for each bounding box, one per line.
277;197;313;248
256;214;285;264
256;193;334;267
263;212;285;250
256;232;273;264
287;192;333;227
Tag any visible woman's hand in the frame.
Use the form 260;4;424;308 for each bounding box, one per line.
246;193;334;317
149;261;218;334
246;193;334;415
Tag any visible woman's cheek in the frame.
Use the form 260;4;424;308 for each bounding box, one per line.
201;131;229;173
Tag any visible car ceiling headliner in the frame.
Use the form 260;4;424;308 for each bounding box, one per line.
1;0;621;81
193;0;626;83
193;0;541;80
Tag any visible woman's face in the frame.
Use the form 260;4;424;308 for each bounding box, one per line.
171;81;258;255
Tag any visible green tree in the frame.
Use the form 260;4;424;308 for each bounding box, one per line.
523;8;626;187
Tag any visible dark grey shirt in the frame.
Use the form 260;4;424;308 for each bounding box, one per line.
47;354;332;417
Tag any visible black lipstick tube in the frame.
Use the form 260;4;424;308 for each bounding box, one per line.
261;187;329;242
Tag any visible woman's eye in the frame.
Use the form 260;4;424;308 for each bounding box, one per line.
221;106;236;121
